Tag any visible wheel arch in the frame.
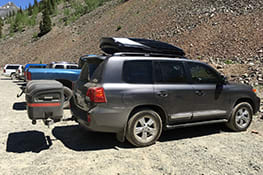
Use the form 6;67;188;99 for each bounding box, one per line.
128;104;167;125
233;98;255;114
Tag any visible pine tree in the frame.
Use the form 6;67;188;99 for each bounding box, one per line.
38;6;52;37
28;3;33;16
11;14;20;33
34;0;38;8
46;0;54;15
19;6;23;14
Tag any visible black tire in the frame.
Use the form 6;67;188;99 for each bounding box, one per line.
226;102;253;131
63;86;73;109
126;110;162;147
11;73;16;80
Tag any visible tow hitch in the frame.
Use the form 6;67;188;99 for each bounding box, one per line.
32;117;75;128
17;87;25;98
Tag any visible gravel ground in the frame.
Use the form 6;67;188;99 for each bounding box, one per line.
0;74;263;175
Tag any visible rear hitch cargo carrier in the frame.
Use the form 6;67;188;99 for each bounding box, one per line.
25;80;64;125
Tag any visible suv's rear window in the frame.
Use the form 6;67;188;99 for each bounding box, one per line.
123;61;153;84
80;61;104;82
6;66;19;69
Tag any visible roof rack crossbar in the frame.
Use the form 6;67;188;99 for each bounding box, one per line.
113;52;186;58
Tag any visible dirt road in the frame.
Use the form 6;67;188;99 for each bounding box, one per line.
0;75;263;175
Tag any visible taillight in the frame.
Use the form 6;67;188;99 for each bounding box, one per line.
18;69;20;73
87;114;91;122
3;69;5;73
26;71;31;81
86;87;106;103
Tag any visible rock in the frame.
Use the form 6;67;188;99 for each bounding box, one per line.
242;73;248;78
248;62;255;66
216;65;223;69
258;80;263;85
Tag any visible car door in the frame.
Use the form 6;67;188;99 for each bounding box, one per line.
154;60;195;124
186;62;229;121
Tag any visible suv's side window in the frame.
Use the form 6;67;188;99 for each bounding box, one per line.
188;62;219;84
123;61;153;84
155;61;187;84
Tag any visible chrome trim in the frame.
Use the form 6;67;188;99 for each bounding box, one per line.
170;112;192;120
193;110;227;117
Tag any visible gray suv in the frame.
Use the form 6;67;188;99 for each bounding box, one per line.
71;38;260;147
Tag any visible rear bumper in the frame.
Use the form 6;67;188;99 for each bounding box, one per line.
2;73;10;77
70;100;128;133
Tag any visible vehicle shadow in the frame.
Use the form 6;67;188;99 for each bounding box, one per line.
6;130;52;153
0;78;11;80
12;80;26;88
159;123;224;142
52;125;132;151
52;123;225;151
13;102;27;111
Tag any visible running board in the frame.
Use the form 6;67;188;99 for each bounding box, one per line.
166;119;228;129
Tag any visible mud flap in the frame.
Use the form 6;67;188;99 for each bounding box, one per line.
116;124;127;143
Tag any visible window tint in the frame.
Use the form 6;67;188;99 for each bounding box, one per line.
155;61;187;83
66;65;79;69
91;62;105;83
123;61;152;84
188;62;219;84
55;65;64;69
6;66;19;69
80;62;103;82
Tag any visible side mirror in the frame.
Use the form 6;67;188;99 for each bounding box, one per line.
220;75;228;84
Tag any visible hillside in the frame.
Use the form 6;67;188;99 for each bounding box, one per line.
0;0;263;84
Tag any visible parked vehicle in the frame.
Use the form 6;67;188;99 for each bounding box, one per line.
15;65;24;80
24;63;47;70
23;64;47;80
70;38;260;147
2;64;20;79
47;62;79;69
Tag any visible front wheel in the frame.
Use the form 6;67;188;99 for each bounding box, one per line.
226;102;253;131
126;110;162;147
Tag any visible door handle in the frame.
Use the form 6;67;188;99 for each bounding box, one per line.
195;90;204;96
157;91;168;97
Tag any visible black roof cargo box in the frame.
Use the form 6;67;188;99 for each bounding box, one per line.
100;37;185;56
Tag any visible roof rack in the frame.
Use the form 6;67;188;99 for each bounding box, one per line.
113;52;186;58
100;37;185;56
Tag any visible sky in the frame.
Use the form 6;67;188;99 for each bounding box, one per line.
0;0;40;9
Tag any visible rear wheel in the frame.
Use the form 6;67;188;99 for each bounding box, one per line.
11;73;16;80
126;110;162;147
226;102;253;131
